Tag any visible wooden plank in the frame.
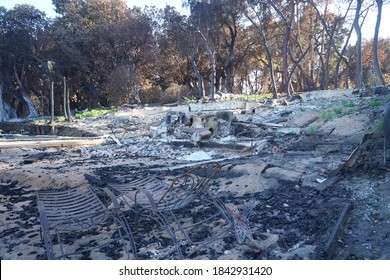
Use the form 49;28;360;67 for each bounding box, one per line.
0;136;105;149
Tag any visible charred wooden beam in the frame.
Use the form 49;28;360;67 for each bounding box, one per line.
168;139;256;151
23;152;50;164
323;202;353;258
232;120;286;128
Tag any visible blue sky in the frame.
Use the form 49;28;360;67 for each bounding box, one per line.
0;0;389;41
0;0;188;17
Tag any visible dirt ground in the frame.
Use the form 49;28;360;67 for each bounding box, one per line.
1;89;390;260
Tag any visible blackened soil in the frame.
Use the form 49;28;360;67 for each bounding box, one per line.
88;162;353;260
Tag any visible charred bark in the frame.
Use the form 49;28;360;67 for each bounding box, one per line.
13;65;38;118
268;0;294;95
63;77;69;121
190;54;206;99
354;0;364;91
335;24;354;88
221;15;237;94
306;0;355;79
373;0;385;85
50;81;54;124
244;9;278;99
287;46;311;95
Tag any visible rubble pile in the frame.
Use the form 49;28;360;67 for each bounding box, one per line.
74;98;306;161
2;89;390;260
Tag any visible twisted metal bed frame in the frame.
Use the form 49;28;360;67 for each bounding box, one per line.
36;185;137;259
110;162;233;258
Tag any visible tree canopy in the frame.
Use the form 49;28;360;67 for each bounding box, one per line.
0;0;389;119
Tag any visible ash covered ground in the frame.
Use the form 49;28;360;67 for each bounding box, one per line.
1;89;390;260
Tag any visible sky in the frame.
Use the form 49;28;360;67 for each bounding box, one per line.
0;0;188;16
0;0;389;41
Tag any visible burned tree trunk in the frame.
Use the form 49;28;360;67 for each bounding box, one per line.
50;81;54;125
63;77;69;121
307;0;355;87
199;31;216;101
335;24;354;88
244;10;278;99
373;0;385;85
13;65;38;118
354;0;364;91
0;83;7;122
204;45;216;101
287;46;311;95
268;0;294;95
191;54;206;99
66;83;71;120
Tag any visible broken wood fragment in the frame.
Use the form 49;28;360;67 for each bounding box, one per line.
275;127;301;135
23;152;50;164
180;127;213;135
232;120;285;128
167;139;259;152
231;121;300;135
84;173;106;186
190;129;213;146
323;203;353;258
327;145;360;178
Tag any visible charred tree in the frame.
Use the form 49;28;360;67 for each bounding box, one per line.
63;77;69;121
244;3;278;99
268;0;294;96
191;53;206;99
354;0;365;91
373;0;386;85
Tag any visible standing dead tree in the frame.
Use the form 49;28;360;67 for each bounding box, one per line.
267;0;295;96
373;0;386;85
63;77;71;121
190;51;206;99
287;45;311;96
354;0;365;91
188;1;218;101
305;0;356;89
244;2;278;99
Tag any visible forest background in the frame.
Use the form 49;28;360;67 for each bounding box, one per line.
0;0;389;120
